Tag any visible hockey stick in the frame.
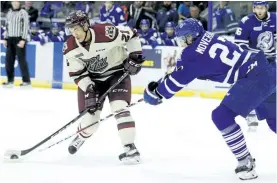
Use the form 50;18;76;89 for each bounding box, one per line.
38;98;144;152
4;72;129;160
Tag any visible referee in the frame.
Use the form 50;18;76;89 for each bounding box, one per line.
3;1;31;87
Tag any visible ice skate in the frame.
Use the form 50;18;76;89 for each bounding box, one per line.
68;135;86;155
235;156;258;180
246;111;259;132
119;143;140;164
20;82;32;88
2;81;14;88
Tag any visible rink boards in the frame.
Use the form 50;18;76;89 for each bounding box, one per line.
0;41;230;99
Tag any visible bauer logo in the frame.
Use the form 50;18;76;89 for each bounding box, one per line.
0;42;36;78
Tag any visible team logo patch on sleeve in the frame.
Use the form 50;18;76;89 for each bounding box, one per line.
105;26;116;39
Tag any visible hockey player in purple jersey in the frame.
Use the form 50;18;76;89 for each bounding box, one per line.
234;1;276;129
137;19;160;48
100;2;127;26
28;22;47;45
160;22;177;46
143;18;276;180
47;23;65;42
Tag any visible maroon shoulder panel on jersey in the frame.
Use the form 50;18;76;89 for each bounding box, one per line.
63;36;78;55
92;24;119;43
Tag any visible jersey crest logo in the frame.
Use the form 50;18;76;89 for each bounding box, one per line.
257;31;274;51
80;54;108;72
105;26;116;39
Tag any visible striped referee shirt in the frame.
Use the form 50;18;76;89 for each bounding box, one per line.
4;8;29;40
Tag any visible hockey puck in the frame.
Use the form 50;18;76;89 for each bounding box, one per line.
10;154;19;159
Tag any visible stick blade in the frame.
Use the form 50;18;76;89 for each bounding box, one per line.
3;149;22;161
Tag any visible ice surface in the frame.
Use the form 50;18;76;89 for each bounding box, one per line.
0;87;276;183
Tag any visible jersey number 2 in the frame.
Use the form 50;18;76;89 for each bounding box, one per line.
209;37;241;67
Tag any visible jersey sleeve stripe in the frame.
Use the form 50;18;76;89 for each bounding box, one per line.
164;79;176;95
69;68;87;77
234;39;249;43
169;75;187;88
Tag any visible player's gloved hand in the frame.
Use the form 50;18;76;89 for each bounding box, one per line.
123;52;145;75
85;84;99;113
143;81;163;105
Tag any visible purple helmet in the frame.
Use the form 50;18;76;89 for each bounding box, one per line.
253;1;269;8
175;18;204;46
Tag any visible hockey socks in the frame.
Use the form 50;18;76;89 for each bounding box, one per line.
212;105;251;162
221;124;250;161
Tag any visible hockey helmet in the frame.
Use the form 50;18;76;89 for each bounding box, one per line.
253;1;269;9
65;10;90;35
140;19;150;32
165;22;175;36
175;18;204;47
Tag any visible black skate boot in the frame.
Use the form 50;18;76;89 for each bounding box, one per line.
119;143;140;164
20;82;32;88
235;156;258;180
2;81;14;88
68;135;86;154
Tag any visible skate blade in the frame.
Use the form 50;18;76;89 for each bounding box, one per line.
2;85;14;88
237;170;258;180
121;156;141;165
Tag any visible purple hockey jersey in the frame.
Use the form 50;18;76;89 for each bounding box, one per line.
234;12;276;61
156;31;259;99
160;32;177;46
137;28;160;48
100;4;126;26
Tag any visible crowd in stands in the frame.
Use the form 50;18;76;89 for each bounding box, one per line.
0;1;263;48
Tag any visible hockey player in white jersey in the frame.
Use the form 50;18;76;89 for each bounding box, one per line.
63;10;144;163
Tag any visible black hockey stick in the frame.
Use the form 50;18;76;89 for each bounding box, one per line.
4;72;129;160
39;98;144;152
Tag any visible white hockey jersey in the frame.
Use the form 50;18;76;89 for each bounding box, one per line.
63;24;142;92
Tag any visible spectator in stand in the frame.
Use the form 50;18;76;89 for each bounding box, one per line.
59;1;75;19
137;19;160;48
178;1;191;19
28;22;47;45
121;5;128;20
24;1;38;22
75;2;93;18
160;22;177;46
188;5;207;30
100;2;126;26
156;1;179;32
1;25;6;40
46;23;65;42
40;1;63;18
40;2;54;18
213;1;238;35
127;1;157;29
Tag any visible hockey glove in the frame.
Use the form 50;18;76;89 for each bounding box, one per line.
123;52;145;75
143;82;163;105
85;84;99;113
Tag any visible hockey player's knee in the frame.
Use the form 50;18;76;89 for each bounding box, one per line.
79;110;101;138
266;119;276;133
212;104;237;131
110;100;136;145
